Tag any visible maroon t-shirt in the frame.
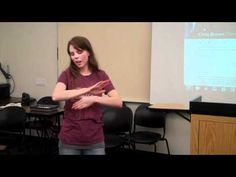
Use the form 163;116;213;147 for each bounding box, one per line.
58;69;114;145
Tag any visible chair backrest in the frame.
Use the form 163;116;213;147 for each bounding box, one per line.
134;103;166;129
37;96;59;106
102;104;133;135
36;96;60;126
0;106;27;132
37;96;59;105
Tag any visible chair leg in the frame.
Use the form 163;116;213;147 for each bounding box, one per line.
154;144;157;152
131;142;136;150
29;128;32;136
164;139;170;155
36;129;41;137
127;143;131;149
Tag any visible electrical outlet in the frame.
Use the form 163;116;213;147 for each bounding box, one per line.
36;78;47;87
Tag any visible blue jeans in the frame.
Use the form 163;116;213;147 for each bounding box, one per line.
59;142;105;155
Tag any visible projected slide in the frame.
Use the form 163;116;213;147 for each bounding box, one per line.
151;23;236;105
184;22;236;92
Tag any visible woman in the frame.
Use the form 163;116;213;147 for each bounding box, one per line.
52;36;122;155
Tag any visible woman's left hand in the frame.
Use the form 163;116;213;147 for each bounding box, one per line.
72;96;95;110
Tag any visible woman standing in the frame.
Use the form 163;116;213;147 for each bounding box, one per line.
52;36;122;155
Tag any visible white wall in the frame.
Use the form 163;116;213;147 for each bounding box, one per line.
0;22;57;100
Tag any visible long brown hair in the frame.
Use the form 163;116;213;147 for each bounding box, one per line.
67;36;99;78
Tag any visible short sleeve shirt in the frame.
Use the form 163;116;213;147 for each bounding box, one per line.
58;69;114;145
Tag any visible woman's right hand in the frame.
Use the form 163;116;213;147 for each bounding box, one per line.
89;80;110;95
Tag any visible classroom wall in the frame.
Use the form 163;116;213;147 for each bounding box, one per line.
58;23;151;103
0;22;190;154
0;22;58;100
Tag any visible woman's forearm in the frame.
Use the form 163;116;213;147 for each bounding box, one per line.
93;95;122;108
52;88;90;101
52;80;109;102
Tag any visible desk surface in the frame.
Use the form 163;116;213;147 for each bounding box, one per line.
149;103;189;111
0;97;22;106
149;103;190;122
0;97;64;117
24;106;64;117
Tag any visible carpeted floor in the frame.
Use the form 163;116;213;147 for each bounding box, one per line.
0;134;166;155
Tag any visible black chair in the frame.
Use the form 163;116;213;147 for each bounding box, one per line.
130;103;170;154
37;96;59;106
25;96;60;139
102;103;133;152
0;106;27;154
